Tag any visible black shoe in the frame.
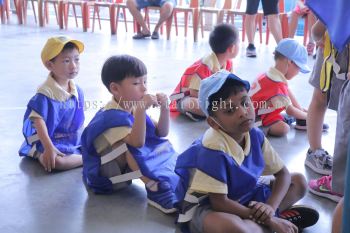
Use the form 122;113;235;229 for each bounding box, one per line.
280;205;319;231
246;44;257;57
295;119;329;131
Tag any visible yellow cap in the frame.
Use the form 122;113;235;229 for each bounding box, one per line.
41;36;84;65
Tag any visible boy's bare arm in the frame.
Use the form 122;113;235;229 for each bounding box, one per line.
123;94;158;148
266;166;291;211
209;193;251;219
286;105;307;119
155;93;169;137
33;118;64;171
287;88;303;110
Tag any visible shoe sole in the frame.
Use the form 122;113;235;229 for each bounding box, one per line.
285;205;319;229
308;187;342;202
294;124;329;131
147;199;177;214
304;160;332;175
294;124;307;130
246;54;257;58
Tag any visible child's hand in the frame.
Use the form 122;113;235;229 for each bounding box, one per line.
268;217;298;233
248;201;275;224
156;93;169;108
41;147;65;172
141;94;158;109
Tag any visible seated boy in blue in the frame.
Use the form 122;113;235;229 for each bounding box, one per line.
19;36;85;172
175;70;319;233
81;55;179;214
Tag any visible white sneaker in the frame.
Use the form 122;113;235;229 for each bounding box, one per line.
305;148;332;175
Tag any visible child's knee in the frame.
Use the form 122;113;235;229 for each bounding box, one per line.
291;173;307;196
268;122;290;136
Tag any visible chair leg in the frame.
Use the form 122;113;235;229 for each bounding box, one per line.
166;11;173;40
64;3;69;28
72;4;78;27
0;5;5;24
97;6;101;30
116;6;120;33
184;12;188;37
53;3;59;25
242;15;246;42
122;7;127;32
199;12;204;38
266;19;270;45
91;5;96;32
31;0;37;23
174;11;178;36
44;2;49;24
22;0;28;24
303;16;308;46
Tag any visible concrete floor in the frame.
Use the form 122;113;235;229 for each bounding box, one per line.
0;16;338;233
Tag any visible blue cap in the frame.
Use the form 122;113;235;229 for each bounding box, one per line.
198;70;250;116
275;38;311;73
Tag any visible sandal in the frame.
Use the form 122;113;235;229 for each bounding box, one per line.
307;42;315;55
151;31;159;40
132;33;151;40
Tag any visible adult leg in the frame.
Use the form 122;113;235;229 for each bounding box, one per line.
307;88;327;151
245;14;257;45
153;2;174;34
126;0;150;35
267;14;282;43
288;11;299;38
262;0;282;43
245;0;260;57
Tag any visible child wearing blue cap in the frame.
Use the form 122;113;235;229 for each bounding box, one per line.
169;23;239;121
250;38;327;137
175;70;319;233
18;36;85;172
81;55;179;214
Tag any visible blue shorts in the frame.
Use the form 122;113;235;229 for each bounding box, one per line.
136;0;176;9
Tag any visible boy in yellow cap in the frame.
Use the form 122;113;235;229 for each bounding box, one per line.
19;36;85;172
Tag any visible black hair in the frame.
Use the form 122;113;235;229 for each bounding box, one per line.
101;55;147;91
207;78;246;116
50;42;79;62
209;23;239;54
274;50;287;61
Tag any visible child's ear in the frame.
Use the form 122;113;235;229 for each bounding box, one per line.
109;82;120;95
207;117;220;130
44;61;53;70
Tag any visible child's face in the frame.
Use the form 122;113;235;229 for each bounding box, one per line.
210;90;255;138
113;75;147;102
285;60;301;80
47;48;80;82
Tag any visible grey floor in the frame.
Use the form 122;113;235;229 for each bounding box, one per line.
0;15;337;233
